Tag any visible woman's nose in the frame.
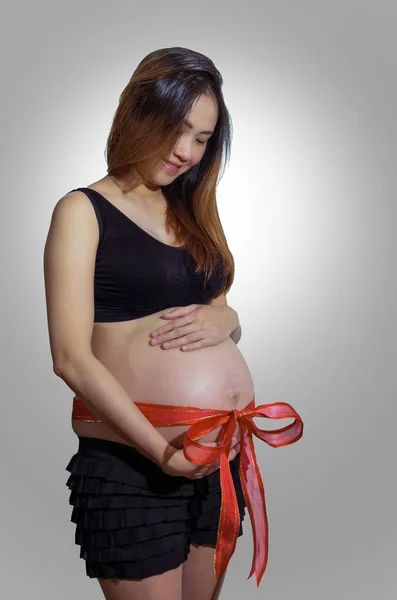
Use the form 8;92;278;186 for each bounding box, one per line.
173;139;191;163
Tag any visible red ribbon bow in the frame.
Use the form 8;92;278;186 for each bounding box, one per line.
72;395;303;586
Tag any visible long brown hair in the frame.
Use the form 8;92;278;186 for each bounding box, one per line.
105;47;235;295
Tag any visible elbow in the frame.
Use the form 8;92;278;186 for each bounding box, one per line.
52;362;63;378
53;359;68;378
52;351;93;379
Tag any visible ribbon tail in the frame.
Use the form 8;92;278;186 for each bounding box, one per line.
240;432;268;587
214;451;240;582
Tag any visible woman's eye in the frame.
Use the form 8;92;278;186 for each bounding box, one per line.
177;128;206;145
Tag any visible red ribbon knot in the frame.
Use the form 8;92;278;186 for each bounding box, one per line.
233;408;242;420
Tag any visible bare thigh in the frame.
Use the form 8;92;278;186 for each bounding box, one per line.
182;542;226;600
98;563;183;600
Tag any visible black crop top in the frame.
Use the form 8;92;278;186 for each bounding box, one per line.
68;187;227;322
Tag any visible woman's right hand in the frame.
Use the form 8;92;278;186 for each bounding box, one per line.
160;439;240;479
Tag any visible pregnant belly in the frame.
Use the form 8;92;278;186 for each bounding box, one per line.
72;310;255;450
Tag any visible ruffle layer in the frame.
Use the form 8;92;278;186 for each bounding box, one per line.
80;531;188;563
67;479;195;509
75;517;192;548
69;499;200;530
85;545;191;580
65;453;195;497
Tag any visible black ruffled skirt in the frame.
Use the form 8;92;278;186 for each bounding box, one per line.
65;436;247;580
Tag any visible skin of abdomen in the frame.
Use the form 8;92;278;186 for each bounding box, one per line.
72;307;255;449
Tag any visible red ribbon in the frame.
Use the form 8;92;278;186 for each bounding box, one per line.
72;395;303;587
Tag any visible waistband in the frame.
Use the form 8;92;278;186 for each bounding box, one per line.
71;394;304;587
76;435;143;460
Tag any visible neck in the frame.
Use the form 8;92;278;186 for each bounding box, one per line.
106;175;166;212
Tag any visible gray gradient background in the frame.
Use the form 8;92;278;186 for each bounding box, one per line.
1;1;396;598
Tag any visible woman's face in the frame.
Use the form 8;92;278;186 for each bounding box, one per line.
153;93;219;183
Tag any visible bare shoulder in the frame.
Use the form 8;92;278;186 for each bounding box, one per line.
52;188;97;221
47;188;101;246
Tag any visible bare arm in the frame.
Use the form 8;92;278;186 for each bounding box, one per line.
43;191;172;467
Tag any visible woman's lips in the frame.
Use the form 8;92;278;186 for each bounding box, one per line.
163;161;181;174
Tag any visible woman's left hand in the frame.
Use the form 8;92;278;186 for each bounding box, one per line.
149;304;238;351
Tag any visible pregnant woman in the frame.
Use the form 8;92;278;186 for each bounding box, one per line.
43;47;303;600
